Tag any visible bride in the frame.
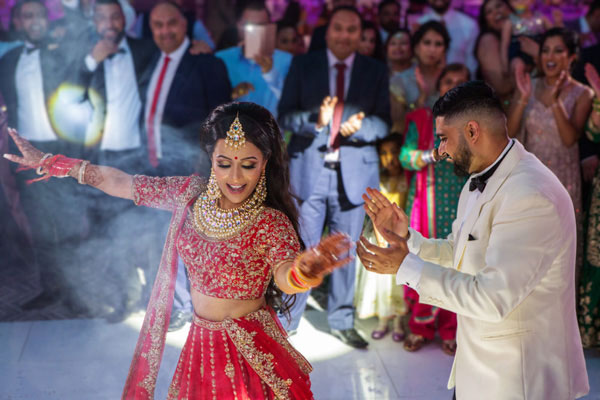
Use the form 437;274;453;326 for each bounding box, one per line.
4;102;353;399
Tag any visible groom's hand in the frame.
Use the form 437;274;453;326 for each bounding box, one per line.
362;187;409;238
356;229;409;275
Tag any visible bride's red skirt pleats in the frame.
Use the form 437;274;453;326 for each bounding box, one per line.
167;307;313;400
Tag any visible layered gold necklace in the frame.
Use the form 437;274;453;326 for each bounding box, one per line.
193;190;265;240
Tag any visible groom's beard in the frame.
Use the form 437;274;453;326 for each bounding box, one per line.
451;137;473;177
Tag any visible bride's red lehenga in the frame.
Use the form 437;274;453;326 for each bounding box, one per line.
122;175;313;400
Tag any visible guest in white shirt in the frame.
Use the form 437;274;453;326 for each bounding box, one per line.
83;0;156;169
81;0;158;323
417;0;479;75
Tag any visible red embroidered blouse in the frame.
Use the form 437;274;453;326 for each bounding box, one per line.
133;175;301;300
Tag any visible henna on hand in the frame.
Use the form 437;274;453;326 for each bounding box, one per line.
84;165;105;187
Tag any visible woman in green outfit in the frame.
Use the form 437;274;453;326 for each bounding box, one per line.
398;64;470;355
579;62;600;347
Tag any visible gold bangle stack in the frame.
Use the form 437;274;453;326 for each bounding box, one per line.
285;255;322;292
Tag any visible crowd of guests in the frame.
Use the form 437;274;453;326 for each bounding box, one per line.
1;0;600;356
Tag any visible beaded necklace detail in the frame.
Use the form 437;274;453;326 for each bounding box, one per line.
193;173;267;240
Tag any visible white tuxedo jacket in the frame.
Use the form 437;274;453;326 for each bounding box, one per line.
408;140;589;399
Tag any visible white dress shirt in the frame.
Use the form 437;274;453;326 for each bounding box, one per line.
324;49;355;163
85;39;142;151
144;36;189;159
16;44;57;141
418;8;479;75
396;139;515;289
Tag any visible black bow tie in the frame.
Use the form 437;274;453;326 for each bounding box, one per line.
469;142;514;193
108;48;126;59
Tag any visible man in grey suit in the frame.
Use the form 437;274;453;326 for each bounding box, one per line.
278;5;390;348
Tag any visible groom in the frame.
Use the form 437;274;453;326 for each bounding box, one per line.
357;81;589;399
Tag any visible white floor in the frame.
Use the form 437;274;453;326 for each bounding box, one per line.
1;310;600;400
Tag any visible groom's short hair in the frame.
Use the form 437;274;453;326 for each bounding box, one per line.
433;81;505;131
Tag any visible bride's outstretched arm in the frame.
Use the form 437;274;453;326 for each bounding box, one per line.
3;128;134;200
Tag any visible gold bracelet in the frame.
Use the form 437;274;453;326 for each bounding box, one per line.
78;160;90;184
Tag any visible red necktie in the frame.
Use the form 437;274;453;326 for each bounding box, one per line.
330;62;346;149
146;56;171;168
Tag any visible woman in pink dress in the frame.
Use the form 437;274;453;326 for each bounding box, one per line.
507;28;594;281
4;102;353;399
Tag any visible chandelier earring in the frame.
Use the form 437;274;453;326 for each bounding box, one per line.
206;168;221;200
255;170;267;204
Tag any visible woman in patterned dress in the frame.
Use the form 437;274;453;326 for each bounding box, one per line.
579;63;600;348
4;102;353;399
398;64;471;355
507;28;594;284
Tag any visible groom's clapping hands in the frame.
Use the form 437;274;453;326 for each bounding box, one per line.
357;188;411;275
362;187;409;239
356;229;409;275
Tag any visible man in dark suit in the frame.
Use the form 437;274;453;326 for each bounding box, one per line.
0;0;89;312
143;1;231;178
144;1;231;331
278;6;390;348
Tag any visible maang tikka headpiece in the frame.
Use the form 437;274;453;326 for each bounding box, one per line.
225;112;246;150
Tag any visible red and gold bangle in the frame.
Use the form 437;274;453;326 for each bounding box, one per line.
290;268;309;288
295;266;321;287
286;267;309;292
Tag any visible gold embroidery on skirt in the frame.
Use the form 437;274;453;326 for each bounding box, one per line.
222;330;238;399
209;330;217;400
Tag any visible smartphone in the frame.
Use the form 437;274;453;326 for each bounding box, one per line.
244;23;276;59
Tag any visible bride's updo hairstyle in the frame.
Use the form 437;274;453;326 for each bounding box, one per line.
200;102;301;313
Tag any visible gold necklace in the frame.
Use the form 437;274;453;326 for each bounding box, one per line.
193;191;265;240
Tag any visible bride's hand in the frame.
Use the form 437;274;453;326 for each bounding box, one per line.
296;232;353;281
3;128;45;168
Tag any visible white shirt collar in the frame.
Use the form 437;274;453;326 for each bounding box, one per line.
117;37;129;52
471;139;514;179
326;48;355;70
162;36;189;61
24;41;40;51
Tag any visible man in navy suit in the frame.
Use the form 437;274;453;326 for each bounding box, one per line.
278;6;390;348
143;1;231;178
144;1;231;331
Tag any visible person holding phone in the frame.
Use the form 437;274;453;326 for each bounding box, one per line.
215;0;292;118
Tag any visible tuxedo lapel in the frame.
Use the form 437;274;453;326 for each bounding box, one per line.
453;140;526;268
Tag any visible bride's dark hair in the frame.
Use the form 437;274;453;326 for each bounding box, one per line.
199;102;301;315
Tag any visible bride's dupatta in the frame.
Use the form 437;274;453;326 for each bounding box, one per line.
122;176;205;399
